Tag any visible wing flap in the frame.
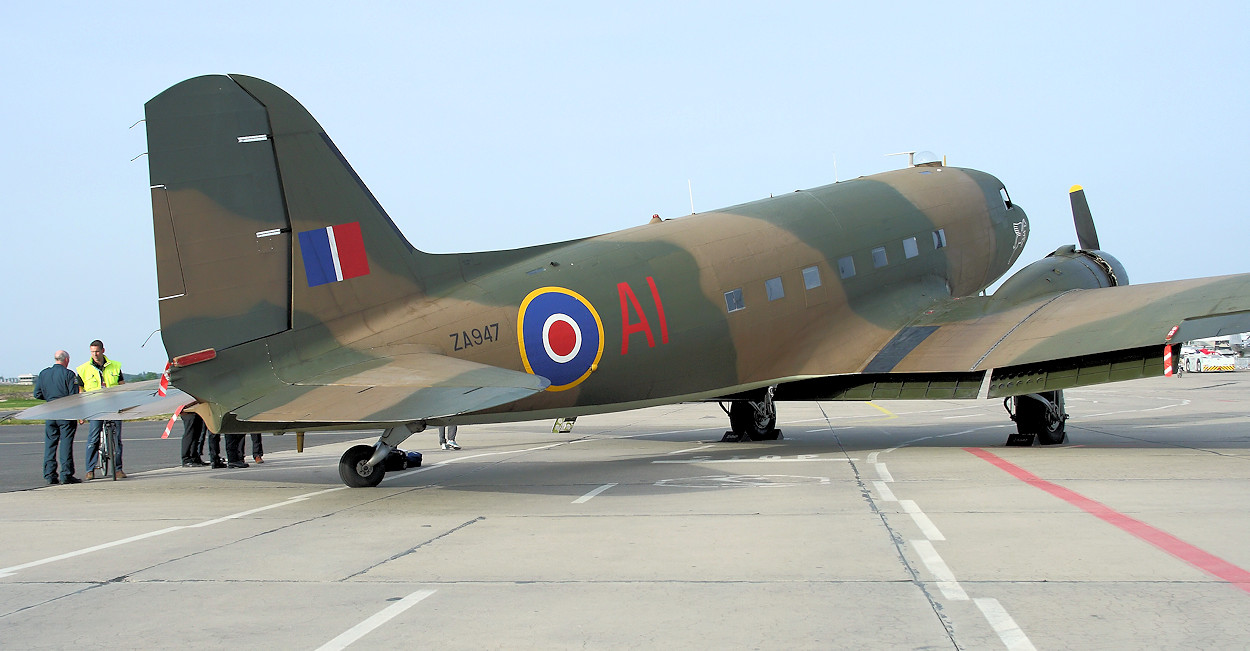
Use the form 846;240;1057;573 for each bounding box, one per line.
233;352;549;423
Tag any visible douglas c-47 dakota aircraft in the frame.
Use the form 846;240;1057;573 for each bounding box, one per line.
23;75;1250;487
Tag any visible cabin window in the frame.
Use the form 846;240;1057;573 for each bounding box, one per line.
803;265;822;289
903;236;919;259
932;228;947;249
724;288;745;313
1000;187;1013;209
836;257;855;279
765;277;784;301
872;247;888;268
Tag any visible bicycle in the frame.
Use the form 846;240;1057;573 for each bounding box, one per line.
92;420;121;481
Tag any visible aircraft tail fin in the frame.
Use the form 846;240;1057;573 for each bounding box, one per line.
145;74;439;361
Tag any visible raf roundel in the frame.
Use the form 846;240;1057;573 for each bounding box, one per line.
517;287;604;391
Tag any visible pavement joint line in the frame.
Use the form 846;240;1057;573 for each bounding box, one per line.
974;597;1037;651
316;588;436;651
572;483;617;503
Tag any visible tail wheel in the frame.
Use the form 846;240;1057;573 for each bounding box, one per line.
1013;391;1067;445
729;400;778;441
339;445;386;487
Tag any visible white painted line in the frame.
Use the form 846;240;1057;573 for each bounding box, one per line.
867;452;879;464
0;527;185;578
873;480;897;502
912;539;967;600
316;589;436;651
901;500;945;541
667;445;714;455
652;457;853;464
974;598;1036;650
1084;399;1189;419
0;486;349;578
573;483;618;504
942;413;980;419
874;463;894;482
382;442;568;481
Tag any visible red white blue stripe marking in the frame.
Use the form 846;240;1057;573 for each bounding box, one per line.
299;222;370;287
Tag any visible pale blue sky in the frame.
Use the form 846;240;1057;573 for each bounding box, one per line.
3;1;1247;376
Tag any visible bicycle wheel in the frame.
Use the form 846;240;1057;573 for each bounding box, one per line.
104;422;119;481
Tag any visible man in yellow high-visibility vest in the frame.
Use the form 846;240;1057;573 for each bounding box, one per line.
76;339;125;480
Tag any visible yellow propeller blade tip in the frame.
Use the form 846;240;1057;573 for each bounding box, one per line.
1069;184;1084;193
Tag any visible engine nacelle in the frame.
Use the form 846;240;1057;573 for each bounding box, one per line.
992;245;1128;307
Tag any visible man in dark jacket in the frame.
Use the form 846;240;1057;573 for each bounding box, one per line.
33;350;81;485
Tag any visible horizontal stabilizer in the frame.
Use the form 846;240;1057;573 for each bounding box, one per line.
234;352;550;423
17;380;193;421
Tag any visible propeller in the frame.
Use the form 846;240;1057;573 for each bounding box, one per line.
1069;184;1100;250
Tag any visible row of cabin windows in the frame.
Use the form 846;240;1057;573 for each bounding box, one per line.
838;228;946;280
724;264;824;313
721;228;947;314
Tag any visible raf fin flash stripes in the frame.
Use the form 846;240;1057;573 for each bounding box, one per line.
299;222;370;287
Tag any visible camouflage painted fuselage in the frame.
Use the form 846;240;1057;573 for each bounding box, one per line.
145;75;1250;434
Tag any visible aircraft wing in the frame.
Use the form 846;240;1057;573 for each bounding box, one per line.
886;273;1250;373
16;380;194;421
772;273;1250;403
232;352;551;423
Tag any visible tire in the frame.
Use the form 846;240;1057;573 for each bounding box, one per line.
97;423;113;479
1014;391;1067;445
729;401;777;441
338;445;386;487
106;422;119;480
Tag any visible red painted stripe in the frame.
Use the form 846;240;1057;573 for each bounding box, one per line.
966;447;1250;595
332;221;371;280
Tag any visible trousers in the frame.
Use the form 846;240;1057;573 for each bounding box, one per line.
43;420;77;481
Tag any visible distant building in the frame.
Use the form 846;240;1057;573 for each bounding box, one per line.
17;374;34;385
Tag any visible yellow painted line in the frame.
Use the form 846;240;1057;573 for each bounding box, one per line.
866;401;898;420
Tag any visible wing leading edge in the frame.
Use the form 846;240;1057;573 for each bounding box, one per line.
763;273;1250;403
892;273;1250;374
16;380;194;421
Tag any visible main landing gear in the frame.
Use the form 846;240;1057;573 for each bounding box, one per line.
720;386;783;442
338;423;425;487
1004;390;1068;446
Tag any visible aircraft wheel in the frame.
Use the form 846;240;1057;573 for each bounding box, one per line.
729;400;777;441
339;445;386;487
1015;391;1067;445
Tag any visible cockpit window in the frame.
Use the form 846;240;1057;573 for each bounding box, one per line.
1000;187;1012;209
